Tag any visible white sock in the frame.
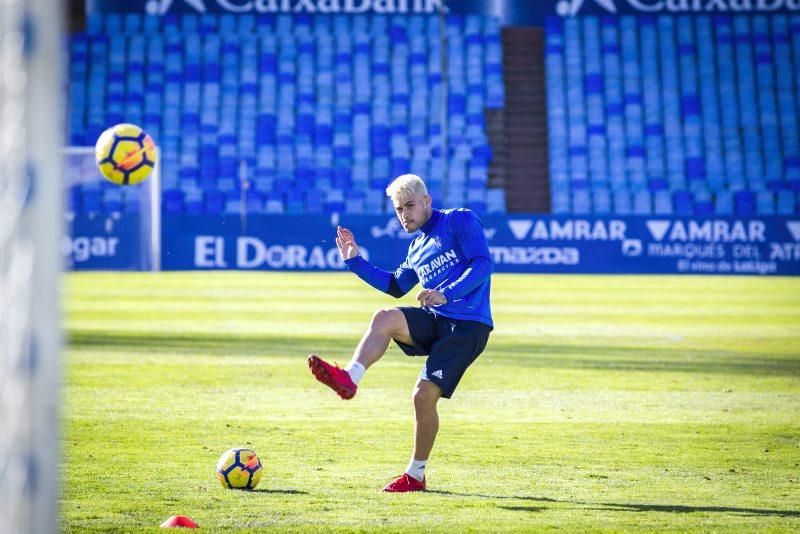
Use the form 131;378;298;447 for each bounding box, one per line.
345;361;366;384
405;458;427;481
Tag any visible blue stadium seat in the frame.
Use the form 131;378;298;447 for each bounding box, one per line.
203;189;224;214
756;191;775;215
694;189;714;215
486;188;505;213
653;190;672;215
613;190;631;215
715;191;734;215
545;15;798;216
592;188;611;214
184;189;203;214
777;190;796;215
571;189;591;215
72;14;503;215
734;190;756;216
346;191;366;214
305;189;324;214
673;190;693;216
102;188;123;214
263;196;283;214
162;189;184;214
282;190;301;214
633;190;652;215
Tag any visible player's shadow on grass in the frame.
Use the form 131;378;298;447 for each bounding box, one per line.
429;491;800;518
250;488;308;495
426;490;559;503
69;330;348;358
497;506;546;513
489;341;800;377
593;502;800;517
68;331;800;377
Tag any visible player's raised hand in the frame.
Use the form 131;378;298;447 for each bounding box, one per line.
335;226;359;260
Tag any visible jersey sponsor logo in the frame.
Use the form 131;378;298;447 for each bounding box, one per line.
417;249;459;283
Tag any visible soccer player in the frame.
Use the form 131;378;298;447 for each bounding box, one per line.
308;174;493;493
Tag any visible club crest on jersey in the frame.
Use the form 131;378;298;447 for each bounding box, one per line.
434;236;443;249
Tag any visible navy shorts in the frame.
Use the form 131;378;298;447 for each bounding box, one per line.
393;306;492;399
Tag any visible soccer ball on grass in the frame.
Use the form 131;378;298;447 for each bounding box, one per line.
94;123;156;185
215;448;263;490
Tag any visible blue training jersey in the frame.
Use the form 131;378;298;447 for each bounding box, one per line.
345;208;494;328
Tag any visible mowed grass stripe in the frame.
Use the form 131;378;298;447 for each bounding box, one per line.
61;273;800;532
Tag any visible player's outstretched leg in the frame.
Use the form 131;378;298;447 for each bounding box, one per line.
308;309;413;400
307;355;358;400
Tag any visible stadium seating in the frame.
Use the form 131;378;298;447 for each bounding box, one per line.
546;14;800;215
68;13;506;215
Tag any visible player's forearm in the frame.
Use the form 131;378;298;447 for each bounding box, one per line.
440;256;493;301
344;255;403;296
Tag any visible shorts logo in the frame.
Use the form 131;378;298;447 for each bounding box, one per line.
431;369;443;379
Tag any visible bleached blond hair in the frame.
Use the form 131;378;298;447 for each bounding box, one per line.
385;174;428;200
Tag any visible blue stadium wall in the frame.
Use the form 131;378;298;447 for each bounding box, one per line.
65;213;800;274
74;1;800;275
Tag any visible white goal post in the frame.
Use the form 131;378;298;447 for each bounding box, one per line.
60;146;162;271
0;0;61;532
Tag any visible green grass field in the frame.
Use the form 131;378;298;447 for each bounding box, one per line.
61;272;800;532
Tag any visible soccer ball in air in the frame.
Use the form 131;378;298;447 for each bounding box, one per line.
215;448;263;490
95;123;156;185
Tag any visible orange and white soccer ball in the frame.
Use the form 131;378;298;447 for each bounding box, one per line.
95;123;157;185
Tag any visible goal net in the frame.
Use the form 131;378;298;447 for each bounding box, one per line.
61;147;161;271
0;0;60;532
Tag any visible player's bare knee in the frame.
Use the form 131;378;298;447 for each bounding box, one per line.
371;308;402;336
412;382;439;411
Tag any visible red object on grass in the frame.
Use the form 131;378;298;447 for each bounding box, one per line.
160;515;198;528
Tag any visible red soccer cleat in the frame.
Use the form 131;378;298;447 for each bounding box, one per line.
159;515;198;528
382;473;426;493
307;354;357;400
